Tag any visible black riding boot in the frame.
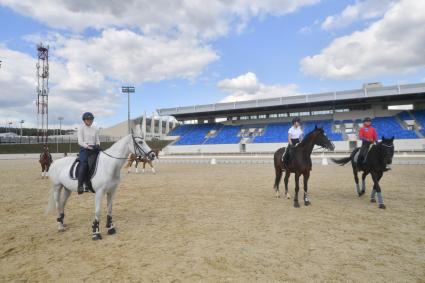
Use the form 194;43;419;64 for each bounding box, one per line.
77;162;88;195
358;141;370;165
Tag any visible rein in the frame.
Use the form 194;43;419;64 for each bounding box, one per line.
99;135;153;160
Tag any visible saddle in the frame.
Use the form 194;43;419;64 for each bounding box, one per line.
69;153;100;181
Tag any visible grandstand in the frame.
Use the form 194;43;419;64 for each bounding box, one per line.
157;82;425;154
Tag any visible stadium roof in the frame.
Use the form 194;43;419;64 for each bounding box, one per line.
157;82;425;119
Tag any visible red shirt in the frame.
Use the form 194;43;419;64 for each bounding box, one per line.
359;125;378;142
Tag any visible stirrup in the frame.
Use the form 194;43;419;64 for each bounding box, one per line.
84;182;95;193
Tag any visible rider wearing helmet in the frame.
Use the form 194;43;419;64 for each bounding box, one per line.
41;144;53;163
358;117;377;165
284;117;303;167
288;117;303;146
77;112;100;194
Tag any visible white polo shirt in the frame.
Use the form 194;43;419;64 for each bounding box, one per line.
78;124;100;148
288;126;303;139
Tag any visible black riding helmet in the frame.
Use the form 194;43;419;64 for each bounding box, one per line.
82;112;94;120
292;117;302;125
363;117;372;123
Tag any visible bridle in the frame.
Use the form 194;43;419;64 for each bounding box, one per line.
131;135;154;159
100;135;153;160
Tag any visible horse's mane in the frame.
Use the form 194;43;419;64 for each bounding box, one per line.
299;127;320;146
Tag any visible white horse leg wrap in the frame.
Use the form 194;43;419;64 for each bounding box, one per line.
371;189;376;199
377;192;384;204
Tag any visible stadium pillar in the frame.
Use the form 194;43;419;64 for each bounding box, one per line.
165;118;170;134
151;112;155;137
142;111;147;138
158;116;163;138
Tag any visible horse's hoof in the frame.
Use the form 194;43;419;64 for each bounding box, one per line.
304;200;311;206
294;201;300;208
379;204;386;209
107;227;116;235
57;224;65;232
92;233;102;240
286;193;291;199
358;190;365;197
370;198;376;203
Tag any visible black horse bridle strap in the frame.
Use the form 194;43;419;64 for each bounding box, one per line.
99;135;151;160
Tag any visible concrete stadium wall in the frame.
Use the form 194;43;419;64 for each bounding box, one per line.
394;139;425;150
164;139;425;154
164;144;240;154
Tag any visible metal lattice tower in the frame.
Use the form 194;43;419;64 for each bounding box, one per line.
36;43;49;144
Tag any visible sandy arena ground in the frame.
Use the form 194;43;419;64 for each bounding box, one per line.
0;159;424;282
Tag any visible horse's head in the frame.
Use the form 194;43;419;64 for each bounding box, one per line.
380;136;394;165
311;126;335;151
129;135;155;161
129;126;155;161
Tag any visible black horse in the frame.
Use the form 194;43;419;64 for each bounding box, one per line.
273;127;335;207
331;136;394;209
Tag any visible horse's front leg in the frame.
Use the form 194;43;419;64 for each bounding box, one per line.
284;171;291;199
371;171;385;209
126;160;132;173
361;172;368;196
303;171;311;206
141;161;146;174
294;172;301;208
92;190;105;240
106;190;116;235
135;161;140;173
150;161;156;174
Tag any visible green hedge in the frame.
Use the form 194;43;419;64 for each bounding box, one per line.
0;140;172;154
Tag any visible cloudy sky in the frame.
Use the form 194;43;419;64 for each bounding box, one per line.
1;0;425;129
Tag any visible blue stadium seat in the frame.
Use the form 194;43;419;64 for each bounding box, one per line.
174;123;220;145
412;110;425;127
168;113;423;146
302;120;344;141
205;125;241;144
168;124;194;136
372;117;417;139
398;111;412;120
252;123;291;143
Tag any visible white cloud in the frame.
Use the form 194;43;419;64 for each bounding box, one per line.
0;0;319;38
321;0;395;30
53;29;219;83
0;45;119;127
301;0;425;79
218;72;299;102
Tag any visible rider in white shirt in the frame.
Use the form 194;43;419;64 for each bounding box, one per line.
77;112;100;194
288;118;303;146
284;117;303;167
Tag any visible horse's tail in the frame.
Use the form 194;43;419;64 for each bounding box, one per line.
273;147;285;189
331;156;352;166
45;186;55;215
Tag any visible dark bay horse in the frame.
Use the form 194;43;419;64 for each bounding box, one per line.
39;146;53;178
273;127;335;207
331;136;394;209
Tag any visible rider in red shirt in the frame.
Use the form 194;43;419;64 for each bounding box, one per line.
358;117;378;164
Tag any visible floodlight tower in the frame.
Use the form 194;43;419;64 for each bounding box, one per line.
36;43;49;144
